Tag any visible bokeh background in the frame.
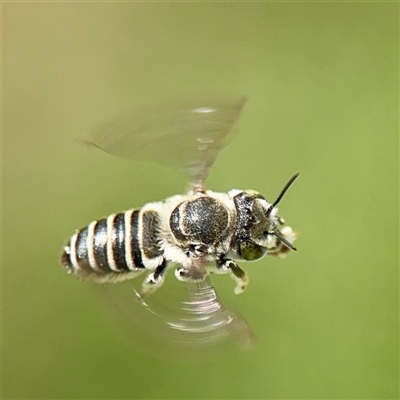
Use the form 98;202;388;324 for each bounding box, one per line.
3;2;398;399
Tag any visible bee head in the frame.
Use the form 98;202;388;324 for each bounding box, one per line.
231;174;299;261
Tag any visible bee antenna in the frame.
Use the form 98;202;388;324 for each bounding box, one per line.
272;230;297;251
266;173;299;217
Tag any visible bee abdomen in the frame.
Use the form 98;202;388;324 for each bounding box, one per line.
61;209;158;282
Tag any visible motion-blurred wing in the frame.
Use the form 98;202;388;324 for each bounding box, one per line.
85;96;247;187
95;271;255;359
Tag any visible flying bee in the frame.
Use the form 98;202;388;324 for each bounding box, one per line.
60;96;298;298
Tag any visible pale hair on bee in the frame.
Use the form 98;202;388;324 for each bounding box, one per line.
60;96;298;352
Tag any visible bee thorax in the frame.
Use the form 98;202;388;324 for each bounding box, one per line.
169;196;232;248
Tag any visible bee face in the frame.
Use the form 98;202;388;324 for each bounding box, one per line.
228;180;298;262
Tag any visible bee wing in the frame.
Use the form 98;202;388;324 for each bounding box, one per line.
85;96;247;187
94;270;255;359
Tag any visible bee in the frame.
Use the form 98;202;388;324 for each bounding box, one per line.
60;96;298;299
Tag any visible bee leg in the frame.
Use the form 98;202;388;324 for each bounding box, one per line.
175;266;206;282
141;260;167;296
175;267;191;282
186;243;208;258
217;257;249;295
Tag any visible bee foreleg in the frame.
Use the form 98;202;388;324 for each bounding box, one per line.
217;257;249;295
141;259;167;296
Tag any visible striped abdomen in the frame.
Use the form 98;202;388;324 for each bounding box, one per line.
61;209;163;283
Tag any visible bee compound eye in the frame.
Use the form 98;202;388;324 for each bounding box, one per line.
239;241;267;261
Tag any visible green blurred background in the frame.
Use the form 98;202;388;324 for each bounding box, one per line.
3;2;398;399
